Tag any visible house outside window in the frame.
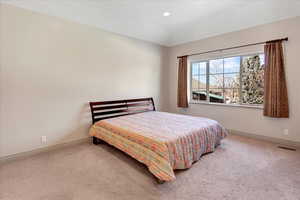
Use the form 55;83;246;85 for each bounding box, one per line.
190;54;264;106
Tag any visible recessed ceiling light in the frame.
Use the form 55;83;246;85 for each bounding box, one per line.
163;12;171;17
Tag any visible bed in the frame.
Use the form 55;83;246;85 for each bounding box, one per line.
89;98;227;183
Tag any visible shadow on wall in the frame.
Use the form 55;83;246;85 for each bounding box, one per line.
51;103;92;145
159;49;170;112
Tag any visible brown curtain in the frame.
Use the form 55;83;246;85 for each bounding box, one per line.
264;41;289;118
177;56;188;108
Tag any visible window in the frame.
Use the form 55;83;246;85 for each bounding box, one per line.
191;54;264;106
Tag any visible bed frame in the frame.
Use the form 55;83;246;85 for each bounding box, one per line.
89;97;164;183
89;97;167;183
89;97;155;145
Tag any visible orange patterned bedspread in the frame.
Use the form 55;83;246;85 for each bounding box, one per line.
89;111;227;181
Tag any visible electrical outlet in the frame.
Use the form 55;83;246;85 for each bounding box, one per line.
283;129;289;136
41;136;47;144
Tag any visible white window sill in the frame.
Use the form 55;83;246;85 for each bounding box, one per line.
189;101;263;110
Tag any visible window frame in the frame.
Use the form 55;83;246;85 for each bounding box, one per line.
189;52;264;109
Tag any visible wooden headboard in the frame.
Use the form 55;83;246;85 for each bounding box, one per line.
89;97;155;124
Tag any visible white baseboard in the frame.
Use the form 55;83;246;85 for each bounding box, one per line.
229;129;300;148
0;137;91;164
1;131;298;164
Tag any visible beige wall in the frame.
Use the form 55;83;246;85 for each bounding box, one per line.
0;4;167;157
1;4;300;158
163;17;300;143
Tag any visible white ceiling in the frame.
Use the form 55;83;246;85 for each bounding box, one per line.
2;0;300;46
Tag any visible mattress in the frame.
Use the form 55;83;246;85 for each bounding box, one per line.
89;111;227;181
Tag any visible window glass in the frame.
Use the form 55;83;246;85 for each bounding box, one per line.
259;54;265;66
241;55;264;105
192;76;199;90
192;64;199;76
192;62;206;75
209;74;223;89
209;89;224;103
191;62;207;101
209;59;223;74
224;89;240;104
224;73;240;89
192;90;207;101
224;57;240;73
191;53;264;106
198;62;207;75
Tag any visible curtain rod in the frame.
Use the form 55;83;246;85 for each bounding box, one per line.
177;37;288;59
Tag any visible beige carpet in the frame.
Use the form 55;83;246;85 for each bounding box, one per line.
1;135;300;200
